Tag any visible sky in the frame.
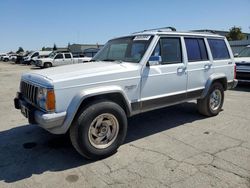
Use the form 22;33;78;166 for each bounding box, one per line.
0;0;250;53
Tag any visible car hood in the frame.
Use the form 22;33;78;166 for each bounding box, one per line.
23;61;140;88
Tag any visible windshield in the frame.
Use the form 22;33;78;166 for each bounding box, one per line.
238;47;250;57
48;52;56;58
92;36;152;63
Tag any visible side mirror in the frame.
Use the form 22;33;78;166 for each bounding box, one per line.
147;56;162;66
234;53;239;57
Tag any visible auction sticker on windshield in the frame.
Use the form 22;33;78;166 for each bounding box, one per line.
134;35;151;41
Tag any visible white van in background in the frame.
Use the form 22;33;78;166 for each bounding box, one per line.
23;51;52;65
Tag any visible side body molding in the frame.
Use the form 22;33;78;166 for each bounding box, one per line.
201;73;227;98
49;86;132;134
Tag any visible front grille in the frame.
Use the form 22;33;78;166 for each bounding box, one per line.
20;81;38;104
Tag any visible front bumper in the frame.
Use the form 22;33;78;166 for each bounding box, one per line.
14;92;66;132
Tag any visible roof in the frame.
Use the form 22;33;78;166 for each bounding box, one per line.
133;27;224;37
193;29;250;36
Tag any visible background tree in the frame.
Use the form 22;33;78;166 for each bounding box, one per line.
16;47;24;54
41;47;46;51
226;26;246;41
67;42;71;51
53;43;57;51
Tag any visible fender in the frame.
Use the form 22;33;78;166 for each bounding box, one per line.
201;73;227;98
49;85;132;134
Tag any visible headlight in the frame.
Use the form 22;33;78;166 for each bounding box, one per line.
37;87;55;112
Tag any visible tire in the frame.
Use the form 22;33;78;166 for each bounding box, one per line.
197;82;224;116
44;62;52;68
70;100;127;160
30;60;35;65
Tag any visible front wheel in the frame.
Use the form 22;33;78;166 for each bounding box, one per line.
70;100;127;160
197;82;224;116
43;62;52;68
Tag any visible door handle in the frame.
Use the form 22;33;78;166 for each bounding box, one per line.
204;63;212;70
177;66;186;74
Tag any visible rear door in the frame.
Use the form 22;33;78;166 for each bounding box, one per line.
64;53;73;64
185;37;213;98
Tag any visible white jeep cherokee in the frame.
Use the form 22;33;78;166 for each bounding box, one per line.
14;28;237;160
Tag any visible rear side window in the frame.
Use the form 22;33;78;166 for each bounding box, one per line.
208;39;230;60
185;38;208;62
64;53;71;59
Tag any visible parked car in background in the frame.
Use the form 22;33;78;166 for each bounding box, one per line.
1;54;17;62
15;52;31;64
235;45;250;83
0;53;7;61
35;52;91;68
23;51;52;65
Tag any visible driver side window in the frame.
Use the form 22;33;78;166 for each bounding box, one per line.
151;37;182;64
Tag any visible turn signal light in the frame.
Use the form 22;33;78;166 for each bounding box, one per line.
46;90;55;111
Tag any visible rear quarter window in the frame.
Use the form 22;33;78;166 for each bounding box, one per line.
208;39;230;60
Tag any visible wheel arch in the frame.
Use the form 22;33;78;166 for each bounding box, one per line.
201;73;227;98
44;62;52;67
50;86;132;134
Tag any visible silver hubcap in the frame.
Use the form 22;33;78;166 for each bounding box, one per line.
209;89;222;111
88;113;119;149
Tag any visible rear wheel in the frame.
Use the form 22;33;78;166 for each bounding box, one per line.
197;82;224;116
70;100;127;160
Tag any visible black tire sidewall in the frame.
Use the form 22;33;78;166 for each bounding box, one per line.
207;83;224;115
44;62;51;68
76;101;127;159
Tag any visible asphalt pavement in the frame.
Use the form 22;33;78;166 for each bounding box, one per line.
0;62;249;188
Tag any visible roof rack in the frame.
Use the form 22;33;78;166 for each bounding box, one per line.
133;26;177;34
191;30;217;34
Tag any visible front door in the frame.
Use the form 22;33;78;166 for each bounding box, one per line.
64;53;73;65
53;53;64;66
140;37;187;112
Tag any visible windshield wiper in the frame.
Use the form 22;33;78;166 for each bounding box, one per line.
90;59;123;63
101;59;116;62
102;59;123;63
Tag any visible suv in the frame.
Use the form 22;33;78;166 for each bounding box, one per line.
14;27;237;160
234;45;250;83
